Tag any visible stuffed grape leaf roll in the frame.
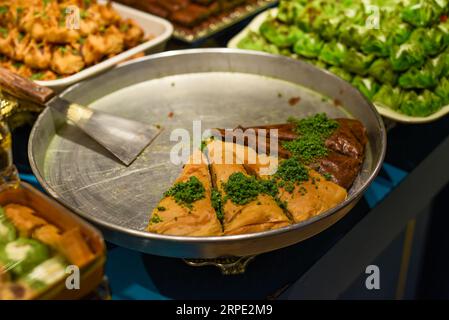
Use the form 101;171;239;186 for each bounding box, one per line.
260;19;303;48
435;76;449;104
318;41;348;67
400;90;442;116
368;59;398;85
341;49;375;76
352;76;380;99
401;0;443;27
373;85;404;110
390;42;426;72
237;31;280;55
293;32;324;58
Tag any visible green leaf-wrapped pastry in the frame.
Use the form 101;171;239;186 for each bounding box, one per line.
237;31;280;55
328;66;353;82
339;23;369;48
293;32;324;58
400;90;442;117
260;20;303;48
0;238;49;277
384;16;413;46
352;76;380;99
368;59;398;85
410;28;445;57
439;51;449;77
360;30;390;57
372;85;403;110
341;49;375;76
312;14;345;41
318;41;348;66
436;21;449;48
277;0;306;24
398;56;445;89
390;42;426;71
401;0;442;27
435;77;449;104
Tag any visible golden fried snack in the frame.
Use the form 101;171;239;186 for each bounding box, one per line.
57;228;95;268
148;151;223;236
23;40;52;70
242;150;348;224
51;46;85;75
103;25;124;55
46;27;80;44
32;225;62;248
207;141;290;235
12;32;31;61
0;32;15;58
4;204;47;237
278;170;347;223
82;34;106;65
122;19;144;48
0;0;145;79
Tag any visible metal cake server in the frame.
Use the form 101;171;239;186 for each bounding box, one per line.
0;68;162;166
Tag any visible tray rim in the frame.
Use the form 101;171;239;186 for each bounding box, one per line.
227;8;449;124
28;48;386;251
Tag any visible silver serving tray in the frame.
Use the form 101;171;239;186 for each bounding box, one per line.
29;49;386;259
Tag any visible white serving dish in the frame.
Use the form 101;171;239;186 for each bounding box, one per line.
34;1;173;92
228;8;449;124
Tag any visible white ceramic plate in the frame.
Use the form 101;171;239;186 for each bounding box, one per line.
228;8;449;123
34;1;173;92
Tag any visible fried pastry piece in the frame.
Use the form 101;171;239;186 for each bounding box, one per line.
277;169;347;223
23;41;52;70
3;204;47;237
234;146;348;224
103;26;124;55
121;19;144;48
57;228;95;268
45;27;80;44
32;225;62;248
220;118;367;189
147;151;222;237
207;141;290;235
12;33;31;61
51;46;85;74
0;32;15;58
82;34;106;65
80;19;100;36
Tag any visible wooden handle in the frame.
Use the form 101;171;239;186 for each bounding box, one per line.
0;67;54;105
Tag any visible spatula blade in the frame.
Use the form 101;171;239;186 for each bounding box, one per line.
48;97;162;166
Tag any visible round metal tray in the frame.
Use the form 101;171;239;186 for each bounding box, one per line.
29;49;386;259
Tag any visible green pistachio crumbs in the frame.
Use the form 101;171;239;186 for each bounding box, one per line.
164;176;205;209
223;173;264;206
150;214;163;224
282;113;339;164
